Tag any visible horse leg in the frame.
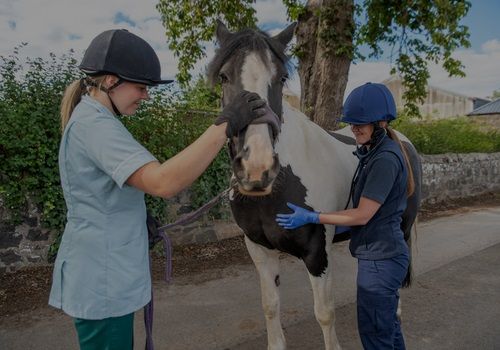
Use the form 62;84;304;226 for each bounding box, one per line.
244;236;286;350
307;253;342;350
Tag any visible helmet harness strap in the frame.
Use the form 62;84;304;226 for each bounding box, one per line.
81;76;124;116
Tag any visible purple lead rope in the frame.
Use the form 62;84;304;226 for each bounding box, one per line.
143;188;231;350
144;231;172;350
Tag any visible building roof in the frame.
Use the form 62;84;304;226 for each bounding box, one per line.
468;98;500;116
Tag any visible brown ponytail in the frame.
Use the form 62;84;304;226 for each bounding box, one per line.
60;79;85;133
386;127;415;197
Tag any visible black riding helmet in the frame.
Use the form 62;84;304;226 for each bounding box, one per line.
79;29;173;86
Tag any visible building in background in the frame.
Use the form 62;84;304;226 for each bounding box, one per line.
382;76;481;119
467;98;500;129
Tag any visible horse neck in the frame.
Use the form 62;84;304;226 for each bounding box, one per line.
275;100;345;161
274;100;359;211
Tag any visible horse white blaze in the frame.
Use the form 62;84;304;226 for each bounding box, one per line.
238;51;276;194
241;126;275;184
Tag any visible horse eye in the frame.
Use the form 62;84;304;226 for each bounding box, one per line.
280;75;288;84
219;73;229;84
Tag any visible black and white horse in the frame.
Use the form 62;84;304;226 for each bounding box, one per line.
208;21;421;350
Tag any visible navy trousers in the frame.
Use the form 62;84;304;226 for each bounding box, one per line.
357;252;409;350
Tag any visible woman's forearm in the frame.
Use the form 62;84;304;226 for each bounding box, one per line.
127;123;227;197
156;123;227;196
319;197;381;226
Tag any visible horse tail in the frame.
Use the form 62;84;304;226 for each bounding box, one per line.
401;219;415;287
399;140;423;288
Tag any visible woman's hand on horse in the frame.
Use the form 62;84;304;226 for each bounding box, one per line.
276;202;320;230
215;90;267;138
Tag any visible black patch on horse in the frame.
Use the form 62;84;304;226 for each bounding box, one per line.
230;165;328;277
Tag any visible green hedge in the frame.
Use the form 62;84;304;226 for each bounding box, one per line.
0;46;77;231
0;47;230;259
393;116;500;154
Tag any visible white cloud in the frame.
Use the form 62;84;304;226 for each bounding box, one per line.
1;0;498;99
344;42;500;99
481;39;500;53
255;0;289;26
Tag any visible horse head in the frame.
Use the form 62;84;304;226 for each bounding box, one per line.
208;20;296;196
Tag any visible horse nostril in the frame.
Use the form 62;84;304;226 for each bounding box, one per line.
233;156;245;178
262;170;269;185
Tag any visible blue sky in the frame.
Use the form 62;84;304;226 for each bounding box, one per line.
1;0;499;99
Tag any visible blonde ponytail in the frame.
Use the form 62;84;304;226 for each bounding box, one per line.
60;79;85;133
386;127;415;197
60;76;108;133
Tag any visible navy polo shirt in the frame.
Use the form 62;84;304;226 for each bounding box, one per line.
349;137;409;260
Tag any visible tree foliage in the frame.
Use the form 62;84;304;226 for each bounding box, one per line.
357;0;471;116
156;0;471;120
156;0;257;84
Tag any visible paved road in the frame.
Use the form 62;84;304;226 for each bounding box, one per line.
1;207;499;350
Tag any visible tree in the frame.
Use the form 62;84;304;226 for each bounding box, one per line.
156;0;471;130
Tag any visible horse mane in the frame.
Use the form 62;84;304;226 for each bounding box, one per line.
207;28;292;86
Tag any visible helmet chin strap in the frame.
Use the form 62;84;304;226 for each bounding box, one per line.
101;79;124;116
356;122;387;156
84;77;124;116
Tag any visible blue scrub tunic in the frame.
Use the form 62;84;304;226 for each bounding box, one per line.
49;95;157;320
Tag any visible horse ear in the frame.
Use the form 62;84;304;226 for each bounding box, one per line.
272;22;297;46
215;19;233;43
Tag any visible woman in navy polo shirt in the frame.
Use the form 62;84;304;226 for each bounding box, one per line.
276;82;415;350
50;29;272;350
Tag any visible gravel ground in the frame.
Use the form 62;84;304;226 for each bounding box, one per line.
1;192;499;321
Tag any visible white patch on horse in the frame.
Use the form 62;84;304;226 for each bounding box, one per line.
244;236;286;349
276;102;358;215
239;50;277;189
241;50;275;98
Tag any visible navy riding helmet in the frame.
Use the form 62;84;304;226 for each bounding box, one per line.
341;83;396;125
79;29;173;86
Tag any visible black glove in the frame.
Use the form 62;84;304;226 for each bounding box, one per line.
215;90;267;138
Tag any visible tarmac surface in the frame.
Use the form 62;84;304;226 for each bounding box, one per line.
0;207;499;350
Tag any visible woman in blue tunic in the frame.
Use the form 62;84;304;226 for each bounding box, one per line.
276;82;415;350
50;29;272;349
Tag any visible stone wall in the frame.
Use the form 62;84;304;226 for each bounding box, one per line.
420;153;500;204
1;152;499;272
0;198;52;274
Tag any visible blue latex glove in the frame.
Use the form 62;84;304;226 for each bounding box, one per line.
276;202;320;230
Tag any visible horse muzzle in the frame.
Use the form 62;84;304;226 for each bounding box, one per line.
233;153;280;196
